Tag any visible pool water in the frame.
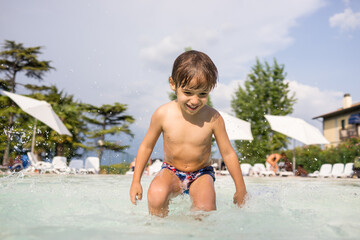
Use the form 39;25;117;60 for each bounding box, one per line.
0;174;359;240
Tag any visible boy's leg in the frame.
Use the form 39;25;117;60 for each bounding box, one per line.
189;174;216;212
147;169;182;217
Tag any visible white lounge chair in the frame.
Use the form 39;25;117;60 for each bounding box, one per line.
249;163;262;176
251;163;275;177
260;162;276;177
52;156;71;174
240;163;252;176
69;159;85;174
340;163;354;178
279;170;294;177
331;163;345;178
24;152;55;174
148;159;163;175
308;164;332;178
220;169;230;175
84;157;100;174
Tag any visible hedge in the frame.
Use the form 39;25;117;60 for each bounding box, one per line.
284;137;360;173
100;163;130;175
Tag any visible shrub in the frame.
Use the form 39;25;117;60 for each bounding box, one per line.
100;163;130;175
283;137;360;173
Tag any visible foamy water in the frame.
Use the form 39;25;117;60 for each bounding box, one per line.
1;174;359;240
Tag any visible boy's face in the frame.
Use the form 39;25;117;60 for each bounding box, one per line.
170;78;210;116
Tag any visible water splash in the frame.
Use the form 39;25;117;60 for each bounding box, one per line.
0;175;359;240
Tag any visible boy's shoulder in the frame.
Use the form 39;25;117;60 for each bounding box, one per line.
151;101;176;119
203;105;222;123
154;101;175;114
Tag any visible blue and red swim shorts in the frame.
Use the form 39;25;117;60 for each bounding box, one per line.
161;162;215;194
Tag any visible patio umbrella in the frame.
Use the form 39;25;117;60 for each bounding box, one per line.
2;90;72;153
219;111;253;141
265;114;329;171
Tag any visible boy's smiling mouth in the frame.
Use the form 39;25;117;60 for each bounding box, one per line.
186;104;200;111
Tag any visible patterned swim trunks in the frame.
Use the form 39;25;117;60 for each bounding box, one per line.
161;162;215;194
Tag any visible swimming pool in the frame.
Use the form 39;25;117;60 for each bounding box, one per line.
0;174;359;240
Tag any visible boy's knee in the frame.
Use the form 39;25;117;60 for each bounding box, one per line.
192;201;216;212
147;186;169;207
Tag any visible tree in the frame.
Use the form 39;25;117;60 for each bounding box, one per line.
24;85;88;160
0;40;54;165
0;85;88;161
231;59;296;164
82;103;134;161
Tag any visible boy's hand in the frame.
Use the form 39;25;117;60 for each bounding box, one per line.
233;190;246;207
130;182;143;205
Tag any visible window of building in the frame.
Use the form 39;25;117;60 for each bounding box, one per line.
341;119;345;130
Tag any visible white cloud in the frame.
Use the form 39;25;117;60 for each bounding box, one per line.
288;80;343;128
139;0;325;77
212;79;244;113
329;8;360;32
139;29;220;72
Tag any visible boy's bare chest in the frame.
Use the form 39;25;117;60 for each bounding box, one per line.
162;117;213;145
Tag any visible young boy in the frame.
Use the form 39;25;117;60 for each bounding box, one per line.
130;50;247;217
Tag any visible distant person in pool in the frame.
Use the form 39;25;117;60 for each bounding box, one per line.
129;50;247;217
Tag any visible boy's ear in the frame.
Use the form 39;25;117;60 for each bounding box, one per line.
169;77;176;91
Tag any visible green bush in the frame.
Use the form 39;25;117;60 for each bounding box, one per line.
100;163;130;175
284;137;360;173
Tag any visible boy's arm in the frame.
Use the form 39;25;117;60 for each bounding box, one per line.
130;109;163;205
213;114;247;206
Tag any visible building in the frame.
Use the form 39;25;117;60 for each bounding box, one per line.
313;94;360;147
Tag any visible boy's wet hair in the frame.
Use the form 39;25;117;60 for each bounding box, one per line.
171;50;218;91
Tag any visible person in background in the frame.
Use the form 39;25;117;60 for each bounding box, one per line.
129;159;135;172
295;164;308;177
280;152;293;172
266;153;281;174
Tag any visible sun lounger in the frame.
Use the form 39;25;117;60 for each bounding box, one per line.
340;163;354;178
84;157;100;174
251;163;275;177
24;152;55;174
279;170;294;177
240;163;252;176
148;159;162;175
308;164;332;178
52;156;71;174
319;164;332;177
331;163;345;178
249;164;262;176
69;159;85;174
263;162;276;176
220;169;230;175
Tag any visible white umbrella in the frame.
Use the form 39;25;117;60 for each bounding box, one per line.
265;114;329;171
2;90;72;153
219;111;253;141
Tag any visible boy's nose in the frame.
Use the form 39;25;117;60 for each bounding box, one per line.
189;96;200;105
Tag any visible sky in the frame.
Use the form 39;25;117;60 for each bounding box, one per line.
1;0;360;160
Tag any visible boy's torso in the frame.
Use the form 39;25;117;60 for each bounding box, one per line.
160;101;218;172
